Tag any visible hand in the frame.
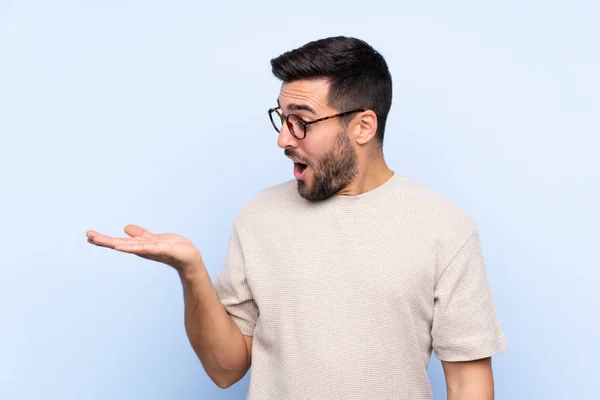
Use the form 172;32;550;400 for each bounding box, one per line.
86;224;203;274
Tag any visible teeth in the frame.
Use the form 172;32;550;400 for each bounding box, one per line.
292;159;308;169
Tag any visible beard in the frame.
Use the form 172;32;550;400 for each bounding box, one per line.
287;129;359;202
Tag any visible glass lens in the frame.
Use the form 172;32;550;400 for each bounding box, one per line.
287;114;305;139
269;109;283;132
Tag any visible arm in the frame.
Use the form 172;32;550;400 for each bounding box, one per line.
180;264;253;388
442;357;494;400
432;230;507;399
86;224;252;389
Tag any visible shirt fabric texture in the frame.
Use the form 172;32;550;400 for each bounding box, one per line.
214;173;508;400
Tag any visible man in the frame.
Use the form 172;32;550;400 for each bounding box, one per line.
87;36;507;399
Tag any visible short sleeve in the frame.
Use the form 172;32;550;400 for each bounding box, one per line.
213;223;258;336
432;230;508;361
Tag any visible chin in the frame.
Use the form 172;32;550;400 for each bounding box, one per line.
296;179;337;203
297;179;309;195
296;180;316;202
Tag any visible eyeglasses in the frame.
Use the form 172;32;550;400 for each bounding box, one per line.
268;106;365;140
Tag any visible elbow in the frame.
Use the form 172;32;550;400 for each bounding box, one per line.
207;364;249;389
211;373;242;389
214;379;233;389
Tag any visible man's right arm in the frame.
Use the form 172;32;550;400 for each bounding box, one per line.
85;225;252;389
179;263;253;389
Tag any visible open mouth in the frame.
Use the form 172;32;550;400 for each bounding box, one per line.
294;162;309;179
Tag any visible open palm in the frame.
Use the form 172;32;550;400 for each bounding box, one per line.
86;224;202;272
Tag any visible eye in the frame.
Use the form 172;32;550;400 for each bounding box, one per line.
298;116;311;126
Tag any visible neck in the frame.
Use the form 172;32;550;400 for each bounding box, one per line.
337;153;394;196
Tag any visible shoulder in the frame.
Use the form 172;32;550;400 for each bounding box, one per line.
392;174;478;239
233;179;300;226
391;176;484;276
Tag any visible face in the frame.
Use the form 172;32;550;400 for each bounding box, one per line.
277;79;359;202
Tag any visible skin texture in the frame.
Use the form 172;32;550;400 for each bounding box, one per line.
86;225;252;388
276;79;394;199
284;129;359;202
442;357;495;399
86;78;496;396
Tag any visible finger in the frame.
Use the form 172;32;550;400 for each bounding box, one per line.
97;236;154;248
154;233;187;241
87;237;112;247
87;232;116;248
113;237;155;246
86;230;100;239
124;224;154;238
114;242;164;255
87;230;118;242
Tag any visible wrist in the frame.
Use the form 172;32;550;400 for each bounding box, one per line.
178;259;209;283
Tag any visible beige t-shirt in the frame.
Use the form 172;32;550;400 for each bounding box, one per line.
214;173;507;399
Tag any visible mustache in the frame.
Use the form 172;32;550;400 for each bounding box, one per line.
284;149;310;165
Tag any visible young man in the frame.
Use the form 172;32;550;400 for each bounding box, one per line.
87;36;507;400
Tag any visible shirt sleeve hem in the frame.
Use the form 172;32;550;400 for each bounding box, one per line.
230;314;255;336
434;338;508;362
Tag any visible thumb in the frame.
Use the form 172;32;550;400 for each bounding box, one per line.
124;224;154;238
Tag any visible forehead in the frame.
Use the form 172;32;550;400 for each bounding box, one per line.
278;79;332;113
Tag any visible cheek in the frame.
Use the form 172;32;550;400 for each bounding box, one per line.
302;136;332;165
298;143;316;165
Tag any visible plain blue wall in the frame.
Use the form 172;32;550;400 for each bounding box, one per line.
1;1;598;399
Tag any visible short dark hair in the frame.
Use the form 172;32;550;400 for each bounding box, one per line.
270;36;393;145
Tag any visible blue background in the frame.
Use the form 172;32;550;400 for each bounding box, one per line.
1;1;598;399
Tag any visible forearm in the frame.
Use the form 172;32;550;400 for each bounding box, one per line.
179;263;250;388
446;372;494;400
444;358;495;400
447;381;494;400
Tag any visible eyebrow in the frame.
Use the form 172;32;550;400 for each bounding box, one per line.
277;99;317;115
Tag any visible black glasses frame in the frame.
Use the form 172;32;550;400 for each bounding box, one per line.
268;106;365;140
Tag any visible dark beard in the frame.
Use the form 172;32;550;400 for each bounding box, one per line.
297;129;359;202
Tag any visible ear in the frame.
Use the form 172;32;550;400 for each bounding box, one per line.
354;110;378;145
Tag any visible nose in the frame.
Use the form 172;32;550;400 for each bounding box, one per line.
277;121;299;149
